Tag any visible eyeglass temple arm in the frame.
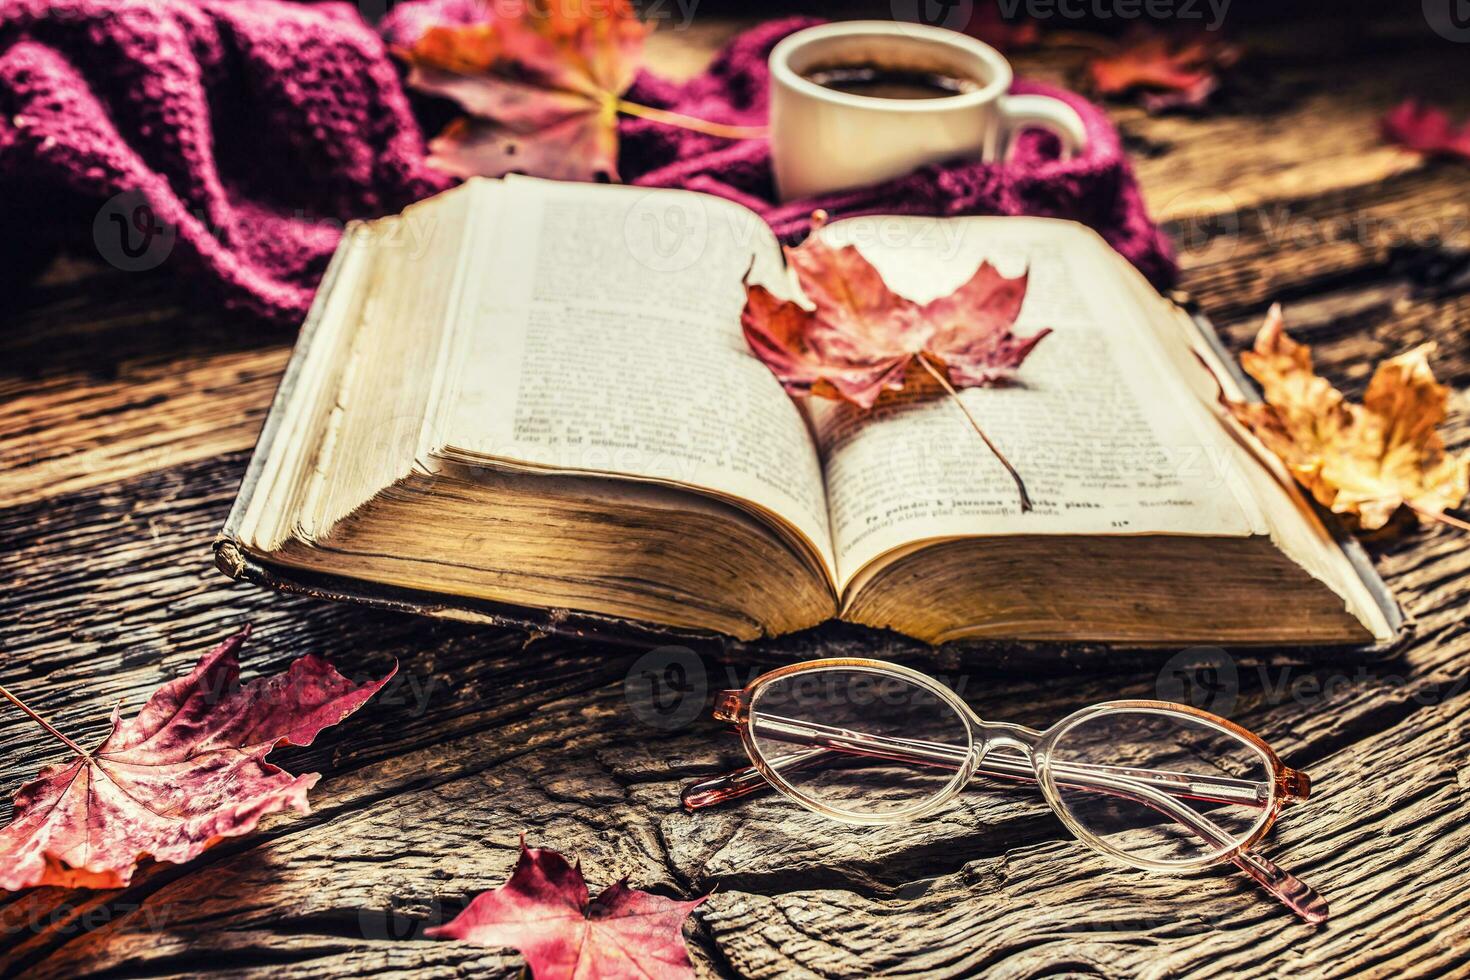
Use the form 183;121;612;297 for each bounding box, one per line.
684;714;1282;811
681;717;1326;924
1046;754;1328;924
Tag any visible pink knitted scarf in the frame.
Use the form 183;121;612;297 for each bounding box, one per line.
0;2;1175;323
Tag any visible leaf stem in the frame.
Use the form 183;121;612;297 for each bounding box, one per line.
616;99;767;140
917;356;1033;513
1408;503;1470;534
0;682;91;758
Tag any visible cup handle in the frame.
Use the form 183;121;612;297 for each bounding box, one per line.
996;94;1088;161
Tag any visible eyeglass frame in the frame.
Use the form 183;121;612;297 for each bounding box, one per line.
680;658;1326;924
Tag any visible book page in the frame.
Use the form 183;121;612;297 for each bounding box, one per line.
438;178;836;581
814;216;1262;592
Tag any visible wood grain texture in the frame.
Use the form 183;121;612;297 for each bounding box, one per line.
3;8;1470;979
0;258;294;508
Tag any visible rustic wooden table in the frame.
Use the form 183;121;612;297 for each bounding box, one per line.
4;10;1469;979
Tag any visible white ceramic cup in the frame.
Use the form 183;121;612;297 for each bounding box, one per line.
768;21;1089;201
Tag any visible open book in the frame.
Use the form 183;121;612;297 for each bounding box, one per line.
218;176;1400;648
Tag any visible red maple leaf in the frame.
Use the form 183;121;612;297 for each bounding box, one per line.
1088;28;1241;112
742;225;1050;410
0;627;395;891
741;216;1050;508
427;841;706;979
1381;99;1470;164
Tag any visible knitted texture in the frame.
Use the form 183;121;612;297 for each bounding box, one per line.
0;0;448;321
4;4;1175;324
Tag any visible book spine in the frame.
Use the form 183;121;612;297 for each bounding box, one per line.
214;225;359;569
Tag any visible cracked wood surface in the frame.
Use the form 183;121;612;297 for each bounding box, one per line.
3;8;1470;979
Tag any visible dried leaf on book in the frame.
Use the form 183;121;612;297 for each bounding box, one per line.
0;627;394;891
427;840;706;979
1381;99;1470;165
741;214;1050;508
1221;304;1470;531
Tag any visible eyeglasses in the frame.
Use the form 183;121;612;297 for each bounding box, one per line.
680;659;1326;924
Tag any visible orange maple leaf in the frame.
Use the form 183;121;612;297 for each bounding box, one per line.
399;0;649;181
1088;28;1241;112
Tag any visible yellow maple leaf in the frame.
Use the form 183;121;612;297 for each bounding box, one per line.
1224;304;1469;531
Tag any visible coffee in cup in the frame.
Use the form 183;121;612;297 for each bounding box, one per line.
768;22;1089;201
800;63;983;100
